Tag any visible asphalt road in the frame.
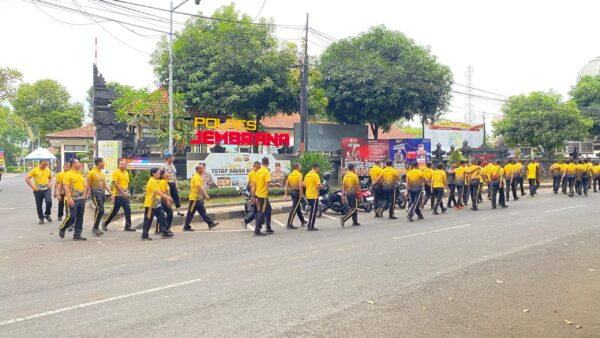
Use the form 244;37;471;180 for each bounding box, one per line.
0;174;599;337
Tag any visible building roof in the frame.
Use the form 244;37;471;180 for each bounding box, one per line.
46;125;95;139
261;113;300;129
368;125;417;139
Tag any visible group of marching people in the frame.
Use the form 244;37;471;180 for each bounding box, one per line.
549;158;600;197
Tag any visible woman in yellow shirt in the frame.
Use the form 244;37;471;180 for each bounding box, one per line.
141;168;173;241
157;170;173;234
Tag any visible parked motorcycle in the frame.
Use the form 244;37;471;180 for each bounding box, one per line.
239;186;253;214
317;172;346;217
395;174;407;209
359;177;374;213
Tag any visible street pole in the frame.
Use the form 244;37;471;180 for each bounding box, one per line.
301;13;309;152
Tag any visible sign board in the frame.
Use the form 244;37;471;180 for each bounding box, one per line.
97;141;121;186
424;122;484;150
0;149;5;169
186;153;291;190
125;158;164;171
190;117;290;147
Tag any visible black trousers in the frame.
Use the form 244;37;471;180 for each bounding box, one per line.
528;179;538;196
255;197;272;233
407;190;423;218
456;184;465;206
575;179;582;195
33;189;52;219
432;187;446;212
380;187;396;217
142;206;168;238
90;192;105;230
567;176;576;195
168;182;181;209
423;185;433;208
184;199;214;229
582;176;590;195
342;195;358;224
306;198;318;230
243;202;257;225
594;175;600;192
287;190;305;226
60;199;85;236
552;175;561;193
562;177;568;194
447;184;457;207
469;180;480;209
491;183;506;208
372;185;383;209
57;194;66;218
161;200;173;227
463;183;470;205
104;196;132;228
516;176;525;195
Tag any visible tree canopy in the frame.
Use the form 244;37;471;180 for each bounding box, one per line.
570;74;600;136
150;4;297;125
0;106;29;165
319;26;453;138
0;67;23;102
493;92;592;157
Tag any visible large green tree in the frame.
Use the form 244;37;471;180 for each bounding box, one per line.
319;26;453;139
0;67;23;102
0;106;29;165
493;92;592;157
11;79;83;145
570;74;600;136
151;4;297;125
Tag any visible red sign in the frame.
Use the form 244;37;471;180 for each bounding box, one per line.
189;117;290;147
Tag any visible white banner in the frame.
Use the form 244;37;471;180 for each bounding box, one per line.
424;123;484;150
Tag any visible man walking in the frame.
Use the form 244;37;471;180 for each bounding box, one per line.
550;160;562;194
593;161;600;193
446;162;457;208
103;159;135;232
184;164;219;231
431;163;447;215
252;157;273;236
86;157;111;237
141;168;174;241
526;160;539;197
454;161;466;209
562;160;577;197
304;163;321;231
242;161;261;229
421;163;434;209
161;154;184;216
374;160;400;219
369;160;383;216
59;159;87;241
465;160;483;211
340;163;361;227
405;163;424;222
514;160;526;196
490;160;507;209
581;158;593;197
284;163;305;229
54;162;70;222
25;159;53;224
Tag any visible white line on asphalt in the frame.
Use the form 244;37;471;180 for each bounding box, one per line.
393;224;472;240
322;214;336;220
192;229;251;233
544;205;588;213
0;278;203;327
272;219;286;228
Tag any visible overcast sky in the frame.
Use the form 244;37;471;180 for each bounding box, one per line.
1;0;598;125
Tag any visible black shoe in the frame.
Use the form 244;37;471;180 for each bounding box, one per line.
266;228;274;234
67;226;73;232
209;222;219;230
161;233;173;239
471;207;478;211
102;224;108;232
286;225;298;230
352;222;360;226
441;208;447;213
73;236;87;241
59;228;65;238
183;227;195;232
501;205;508;208
177;211;185;217
301;221;307;227
254;232;266;236
307;228;318;231
389;216;398;219
45;216;52;222
124;227;136;232
38;218;44;225
433;211;439;215
57;217;62;221
492;206;496;209
92;229;103;237
140;236;152;241
417;215;424;220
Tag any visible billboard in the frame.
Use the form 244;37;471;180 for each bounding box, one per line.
389;138;431;169
342;138;431;174
186;153;291;189
295;123;368;152
97;141;122;186
0;149;4;169
424;122;484;150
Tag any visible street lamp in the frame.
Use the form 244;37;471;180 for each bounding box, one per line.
168;0;201;155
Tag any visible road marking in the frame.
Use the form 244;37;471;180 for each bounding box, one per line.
191;229;251;233
322;214;336;220
0;278;203;327
272;219;286;228
393;224;472;240
544;205;588;213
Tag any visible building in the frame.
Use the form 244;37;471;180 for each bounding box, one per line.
47;125;95;166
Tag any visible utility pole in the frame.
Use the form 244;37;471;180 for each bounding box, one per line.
168;0;201;155
465;65;473;123
482;111;487;148
299;13;309;153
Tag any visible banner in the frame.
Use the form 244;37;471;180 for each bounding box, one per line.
424;122;484;150
342;138;431;174
97;141;121;186
389;138;431;169
186;153;291;189
0;149;5;169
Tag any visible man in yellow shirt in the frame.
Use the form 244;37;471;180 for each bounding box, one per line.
549;161;562;194
25;159;53;224
341;163;361;226
284;163;306;229
445;162;457;208
561;160;577;197
252;157;273;236
421;163;434;209
431;163;448;215
465;160;483;211
242;161;261;228
304;163;322;231
103;159;134;232
513;160;525;196
59;159;87;241
157;170;174;233
581;158;593;197
141;168;173;241
504;161;514;201
85;157;111;237
454;160;466;209
369;160;383;212
404;162;425;222
374;160;400;219
54;162;70;222
184;164;218;231
526;160;539;197
490;160;507;209
593;161;600;193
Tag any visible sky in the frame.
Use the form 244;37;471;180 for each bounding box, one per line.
1;0;599;127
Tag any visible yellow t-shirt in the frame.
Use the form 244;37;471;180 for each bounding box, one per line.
253;166;271;198
111;169;129;196
504;163;514;176
467;165;481;181
158;178;170;194
406;169;424;189
189;173;204;201
565;163;577;176
143;177;161;208
527;163;538;179
431;169;446;188
550;163;561;176
286;170;302;190
304;170;320;199
454;166;466;184
379;166;400;188
489;165;503;181
582;163;593;176
28;166;52;189
247;169;256;187
63;169;85;200
594;165;600;175
55;171;65;185
342;171;360;194
87;168;106;192
422;167;433;182
369;165;382;185
513;163;524;176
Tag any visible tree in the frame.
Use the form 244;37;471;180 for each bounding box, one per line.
0;67;22;102
319;26;453;139
493;92;592;157
11;79;83;144
150;4;297;125
570;74;600;136
0;106;29;165
86;82;135;120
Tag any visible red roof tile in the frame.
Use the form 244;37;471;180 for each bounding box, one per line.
47;125;95;139
261;113;300;129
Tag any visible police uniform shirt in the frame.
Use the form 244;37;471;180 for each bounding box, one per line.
111;169;130;196
87;168;106;193
431;169;446;189
63;169;85;200
287;170;302;191
304;170;320;199
342;171;360;195
161;163;177;183
406;169;424;191
28;166;52;190
254;166;271;199
369;165;382;186
144;177;161;208
189;173;204;201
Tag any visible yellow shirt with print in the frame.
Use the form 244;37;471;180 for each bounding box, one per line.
87;168;106;193
63;169;85;200
369;165;382;186
286;170;302;191
342;171;360;195
253;166;271;198
143;177;161;208
189;173;204;201
431;169;446;188
28;166;52;189
304;170;320;199
111;169;129;196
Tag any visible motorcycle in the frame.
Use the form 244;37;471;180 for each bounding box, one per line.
239;186;253;214
395;174;407;209
359;177;374;213
317;172;346;217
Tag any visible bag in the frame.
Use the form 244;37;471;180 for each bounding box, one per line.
491;168;501;182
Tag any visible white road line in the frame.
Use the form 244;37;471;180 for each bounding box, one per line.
322;214;336;220
272;219;286;228
0;278;203;327
393;224;472;240
191;229;251;233
544;205;588;213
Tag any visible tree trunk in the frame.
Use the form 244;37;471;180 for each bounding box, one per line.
370;123;379;140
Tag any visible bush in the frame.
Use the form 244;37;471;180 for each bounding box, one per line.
6;166;23;173
206;187;239;197
177;179;190;191
131;170;150;195
291;152;333;178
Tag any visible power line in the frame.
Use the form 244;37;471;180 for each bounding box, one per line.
253;0;266;21
32;1;105;25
